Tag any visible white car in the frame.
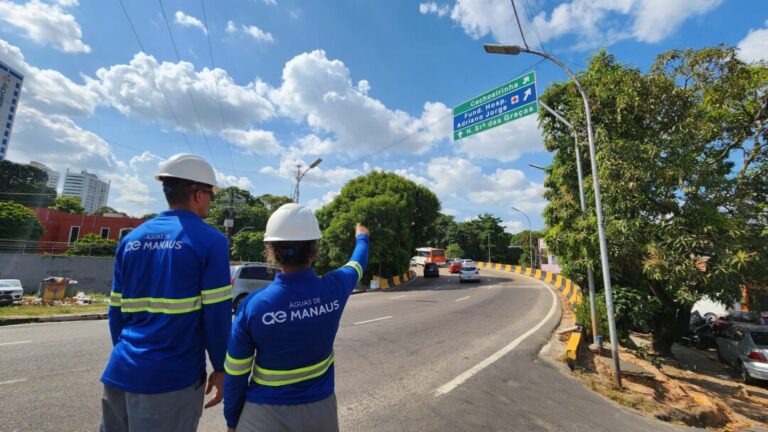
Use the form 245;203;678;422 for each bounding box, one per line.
459;264;480;283
231;263;278;312
0;279;24;305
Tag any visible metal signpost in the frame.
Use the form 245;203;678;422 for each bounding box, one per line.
453;71;538;140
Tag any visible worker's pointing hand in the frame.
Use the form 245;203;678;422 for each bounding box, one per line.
356;223;369;237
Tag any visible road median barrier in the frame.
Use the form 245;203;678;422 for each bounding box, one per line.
476;261;583;308
371;270;417;291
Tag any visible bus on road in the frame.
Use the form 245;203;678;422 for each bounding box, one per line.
412;247;446;266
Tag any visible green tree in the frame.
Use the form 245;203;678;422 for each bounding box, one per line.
316;172;441;280
50;196;85;214
231;231;265;262
509;230;545;267
0;202;44;246
205;187;269;234
257;194;294;215
445;243;465;260
0;160;56;207
92;206;123;216
65;233;117;256
540;47;768;355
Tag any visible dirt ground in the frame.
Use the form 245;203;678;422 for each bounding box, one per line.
573;333;768;431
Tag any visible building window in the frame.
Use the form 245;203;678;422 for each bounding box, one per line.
68;226;80;244
100;228;110;238
540;248;549;265
119;228;132;240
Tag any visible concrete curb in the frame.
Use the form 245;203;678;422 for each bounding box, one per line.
476;262;583;307
0;312;107;326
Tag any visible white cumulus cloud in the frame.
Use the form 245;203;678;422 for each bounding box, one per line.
0;0;90;53
225;20;274;43
456;115;544;162
174;10;207;34
738;22;768;63
221;128;281;155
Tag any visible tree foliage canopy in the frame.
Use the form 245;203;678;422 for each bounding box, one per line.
50;196;85;214
315;172;440;279
0;201;44;241
231;230;265;262
0;160;56;207
540;47;768;354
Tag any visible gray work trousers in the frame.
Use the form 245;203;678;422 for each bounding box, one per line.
236;394;339;432
100;376;205;432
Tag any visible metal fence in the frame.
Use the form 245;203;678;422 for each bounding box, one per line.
0;239;114;256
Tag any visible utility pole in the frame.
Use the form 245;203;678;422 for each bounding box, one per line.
484;43;622;387
293;158;323;204
487;231;491;262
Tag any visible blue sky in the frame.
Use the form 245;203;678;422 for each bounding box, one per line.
1;0;766;232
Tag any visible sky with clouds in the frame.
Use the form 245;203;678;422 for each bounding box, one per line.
0;0;765;232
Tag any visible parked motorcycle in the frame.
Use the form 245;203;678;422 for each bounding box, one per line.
683;311;717;350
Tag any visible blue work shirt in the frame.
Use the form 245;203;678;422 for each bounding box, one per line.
101;209;232;394
223;234;369;428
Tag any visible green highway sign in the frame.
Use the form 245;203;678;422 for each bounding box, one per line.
453;101;538;141
453;71;535;116
453;71;538;141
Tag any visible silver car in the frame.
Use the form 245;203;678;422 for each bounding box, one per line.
459;263;480;283
716;324;768;384
0;279;24;305
230;263;278;312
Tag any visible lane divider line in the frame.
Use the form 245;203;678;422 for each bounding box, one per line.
455;296;470;302
0;378;28;385
433;278;558;397
354;316;393;326
390;295;408;299
0;340;32;347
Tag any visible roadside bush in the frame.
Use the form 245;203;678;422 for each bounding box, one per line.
575;285;660;342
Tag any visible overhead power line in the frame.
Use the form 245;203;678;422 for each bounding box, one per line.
521;0;547;53
157;0;218;167
116;0;194;154
510;0;529;50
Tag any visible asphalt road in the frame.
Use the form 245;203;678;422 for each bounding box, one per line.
0;267;684;432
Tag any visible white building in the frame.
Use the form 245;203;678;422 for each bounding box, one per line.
62;169;110;213
29;161;61;191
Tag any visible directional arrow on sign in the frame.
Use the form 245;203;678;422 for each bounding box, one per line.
523;76;530;84
523;88;532;101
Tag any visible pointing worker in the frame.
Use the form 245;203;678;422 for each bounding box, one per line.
223;203;369;431
100;153;233;432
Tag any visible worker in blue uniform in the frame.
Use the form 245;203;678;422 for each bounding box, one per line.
223;203;369;431
100;153;232;432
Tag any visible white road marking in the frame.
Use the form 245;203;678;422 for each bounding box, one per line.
433;278;558;397
0;378;28;385
0;340;32;347
390;295;408;299
455;296;470;302
354;316;393;326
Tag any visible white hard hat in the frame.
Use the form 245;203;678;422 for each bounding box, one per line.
264;203;322;242
155;153;219;191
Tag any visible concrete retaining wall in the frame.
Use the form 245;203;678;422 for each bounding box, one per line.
0;253;114;294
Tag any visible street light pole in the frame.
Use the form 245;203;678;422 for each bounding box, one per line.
538;99;600;347
487;232;491;262
484;43;621;386
510;206;533;269
293;158;323;204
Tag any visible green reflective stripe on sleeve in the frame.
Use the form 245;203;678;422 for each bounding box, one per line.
119;295;202;314
225;353;254;376
109;291;122;307
344;261;363;282
202;285;233;305
252;352;334;386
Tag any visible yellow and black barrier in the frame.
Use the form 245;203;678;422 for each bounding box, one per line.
371;270;417;290
476;261;583;306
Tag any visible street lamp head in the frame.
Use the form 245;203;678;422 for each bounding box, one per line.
309;158;323;169
483;44;522;55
